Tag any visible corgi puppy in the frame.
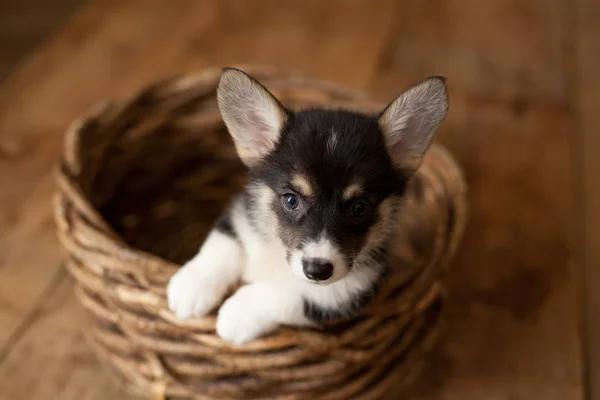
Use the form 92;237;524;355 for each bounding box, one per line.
167;68;448;344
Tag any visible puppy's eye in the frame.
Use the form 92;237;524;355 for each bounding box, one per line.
282;193;300;211
350;198;371;219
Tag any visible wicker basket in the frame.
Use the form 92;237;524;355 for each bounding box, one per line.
53;66;467;400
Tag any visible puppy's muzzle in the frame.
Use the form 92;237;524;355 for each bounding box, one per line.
302;258;334;281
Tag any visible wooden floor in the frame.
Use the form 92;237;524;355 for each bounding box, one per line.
0;0;84;82
0;0;595;399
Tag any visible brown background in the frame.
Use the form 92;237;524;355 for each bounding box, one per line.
0;0;597;399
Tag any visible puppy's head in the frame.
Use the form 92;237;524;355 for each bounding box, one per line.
217;68;448;284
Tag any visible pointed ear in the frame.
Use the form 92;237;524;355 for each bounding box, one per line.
217;68;290;167
378;76;448;173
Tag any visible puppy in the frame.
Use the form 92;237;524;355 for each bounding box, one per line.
167;68;448;344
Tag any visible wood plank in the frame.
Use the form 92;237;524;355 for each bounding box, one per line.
370;0;583;398
570;0;600;398
0;0;398;398
0;0;84;83
375;0;566;103
0;276;137;400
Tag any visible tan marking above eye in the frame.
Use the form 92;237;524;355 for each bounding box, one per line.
342;183;363;201
291;174;313;197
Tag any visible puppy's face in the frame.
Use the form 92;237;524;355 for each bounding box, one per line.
217;68;448;284
249;110;405;284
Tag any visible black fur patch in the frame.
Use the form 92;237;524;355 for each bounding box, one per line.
215;210;237;238
302;266;387;323
240;188;267;238
364;245;390;268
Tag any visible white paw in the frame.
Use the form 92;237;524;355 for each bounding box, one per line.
167;263;224;320
216;286;277;344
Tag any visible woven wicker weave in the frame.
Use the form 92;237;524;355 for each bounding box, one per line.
53;66;467;400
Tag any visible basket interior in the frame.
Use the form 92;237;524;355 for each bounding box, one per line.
86;97;248;265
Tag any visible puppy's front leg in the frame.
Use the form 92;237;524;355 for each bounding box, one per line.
167;216;243;320
216;283;312;344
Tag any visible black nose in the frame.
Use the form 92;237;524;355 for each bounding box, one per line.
302;259;334;281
